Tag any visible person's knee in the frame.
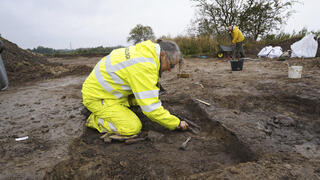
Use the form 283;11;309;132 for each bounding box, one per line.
117;119;142;135
130;121;142;135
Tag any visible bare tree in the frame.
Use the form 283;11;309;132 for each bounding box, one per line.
190;0;298;40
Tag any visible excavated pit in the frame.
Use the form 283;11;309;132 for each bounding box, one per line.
44;95;255;179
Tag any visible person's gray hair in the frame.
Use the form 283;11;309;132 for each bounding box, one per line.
156;39;183;64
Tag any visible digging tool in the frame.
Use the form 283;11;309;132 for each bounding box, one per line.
179;137;191;150
188;126;200;135
177;116;201;134
184;119;201;129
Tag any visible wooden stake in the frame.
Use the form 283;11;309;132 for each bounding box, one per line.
195;99;211;106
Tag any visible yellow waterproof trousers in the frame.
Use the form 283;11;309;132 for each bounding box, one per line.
84;98;142;136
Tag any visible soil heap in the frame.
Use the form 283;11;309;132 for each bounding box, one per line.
0;37;91;86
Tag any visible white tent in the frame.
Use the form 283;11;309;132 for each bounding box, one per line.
291;34;318;58
258;46;283;58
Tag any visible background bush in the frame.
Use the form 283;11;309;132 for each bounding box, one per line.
30;28;319;58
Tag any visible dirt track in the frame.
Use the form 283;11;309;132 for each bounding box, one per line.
1;56;320;179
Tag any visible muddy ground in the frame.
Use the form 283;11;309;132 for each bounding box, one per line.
1;56;320;179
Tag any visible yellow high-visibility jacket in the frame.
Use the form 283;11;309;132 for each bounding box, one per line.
82;40;180;130
231;26;245;44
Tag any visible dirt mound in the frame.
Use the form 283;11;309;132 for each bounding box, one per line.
244;42;265;57
0;37;91;86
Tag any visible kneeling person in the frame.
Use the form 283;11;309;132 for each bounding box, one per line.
81;40;188;138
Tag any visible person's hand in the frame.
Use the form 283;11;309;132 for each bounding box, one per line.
179;121;189;131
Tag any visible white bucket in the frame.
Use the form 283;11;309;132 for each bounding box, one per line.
288;66;303;79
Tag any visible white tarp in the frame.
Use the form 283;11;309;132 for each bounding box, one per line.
291;34;318;58
258;46;283;58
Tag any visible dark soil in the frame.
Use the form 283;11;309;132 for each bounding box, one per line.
44;97;255;179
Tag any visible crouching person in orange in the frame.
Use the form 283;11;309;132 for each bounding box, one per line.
81;40;189;139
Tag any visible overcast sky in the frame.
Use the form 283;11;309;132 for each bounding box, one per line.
1;0;319;49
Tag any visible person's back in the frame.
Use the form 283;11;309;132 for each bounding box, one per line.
230;26;244;44
82;40;159;103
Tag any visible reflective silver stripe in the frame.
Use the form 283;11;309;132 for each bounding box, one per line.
121;85;131;91
106;56;155;72
101;99;104;105
94;59;123;98
107;56;155;91
109;72;124;85
96;55;156;99
95;60;113;92
104;56;155;92
104;55;125;85
134;90;159;99
155;43;160;61
108;122;117;132
113;91;123;99
105;56;155;84
98;118;108;133
98;118;104;126
141;101;162;112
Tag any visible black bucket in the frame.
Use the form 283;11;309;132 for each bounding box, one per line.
230;59;244;71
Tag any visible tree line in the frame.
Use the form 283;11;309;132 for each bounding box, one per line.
29;45;123;56
127;0;302;43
